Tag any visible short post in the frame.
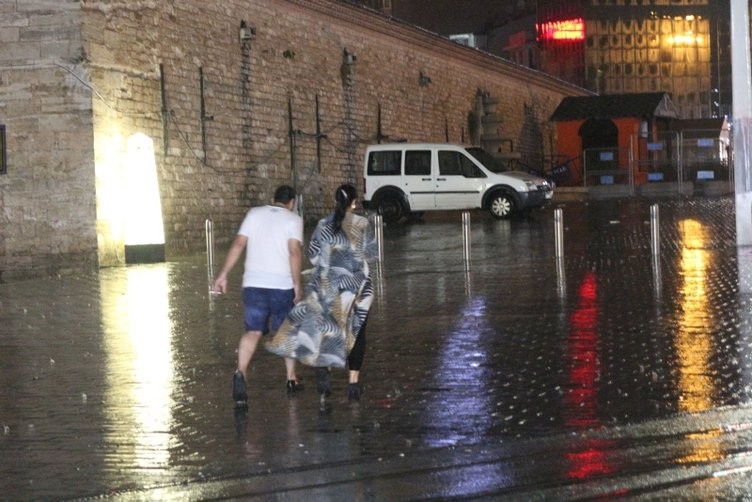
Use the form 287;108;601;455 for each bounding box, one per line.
464;267;473;299
374;214;384;263
650;204;660;256
205;218;215;290
462;211;471;264
554;208;564;258
652;252;662;299
556;254;566;299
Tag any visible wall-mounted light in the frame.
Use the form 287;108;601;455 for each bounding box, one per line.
239;20;256;42
419;70;432;87
343;48;357;65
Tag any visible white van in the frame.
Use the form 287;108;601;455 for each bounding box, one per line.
362;143;553;223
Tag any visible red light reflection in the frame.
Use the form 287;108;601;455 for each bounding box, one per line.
564;272;617;481
564;272;599;427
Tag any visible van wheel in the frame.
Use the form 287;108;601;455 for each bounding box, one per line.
376;194;403;224
489;192;515;219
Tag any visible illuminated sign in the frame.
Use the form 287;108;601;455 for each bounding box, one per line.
537;18;585;42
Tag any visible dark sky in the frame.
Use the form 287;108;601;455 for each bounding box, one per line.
390;0;534;35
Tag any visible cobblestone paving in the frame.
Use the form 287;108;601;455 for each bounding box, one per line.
3;195;752;499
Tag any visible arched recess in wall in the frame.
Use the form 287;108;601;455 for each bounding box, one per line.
123;133;165;263
579;118;618;150
96;132;165;266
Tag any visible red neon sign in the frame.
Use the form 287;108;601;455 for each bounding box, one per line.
537;18;585;41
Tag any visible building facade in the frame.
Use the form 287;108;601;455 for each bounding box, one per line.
0;0;583;281
537;0;731;119
361;1;733;120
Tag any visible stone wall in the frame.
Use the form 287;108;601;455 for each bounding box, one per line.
0;1;98;281
0;0;586;280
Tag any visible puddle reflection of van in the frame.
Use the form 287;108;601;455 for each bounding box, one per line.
363;143;553;223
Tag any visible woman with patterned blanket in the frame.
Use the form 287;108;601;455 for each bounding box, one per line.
265;183;376;401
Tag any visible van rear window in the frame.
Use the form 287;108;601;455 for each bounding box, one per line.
367;151;402;176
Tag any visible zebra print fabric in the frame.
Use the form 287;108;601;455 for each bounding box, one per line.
265;212;376;368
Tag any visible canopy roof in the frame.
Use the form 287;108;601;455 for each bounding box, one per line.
550;92;678;121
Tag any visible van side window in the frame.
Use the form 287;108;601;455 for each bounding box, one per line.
368;151;402;176
439;151;485;178
404;150;431;176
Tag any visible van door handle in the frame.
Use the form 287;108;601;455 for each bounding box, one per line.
421;177;431;181
437;178;446;181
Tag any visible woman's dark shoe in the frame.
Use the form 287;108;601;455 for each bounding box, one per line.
347;383;361;402
315;367;331;397
286;379;304;394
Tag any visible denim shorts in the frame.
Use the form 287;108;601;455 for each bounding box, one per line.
242;287;295;333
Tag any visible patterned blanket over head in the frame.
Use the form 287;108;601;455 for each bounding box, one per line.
265;212;376;368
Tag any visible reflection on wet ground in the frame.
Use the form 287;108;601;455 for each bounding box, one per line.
3;196;752;499
374;198;748;437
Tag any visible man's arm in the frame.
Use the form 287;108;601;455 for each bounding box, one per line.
212;234;248;293
288;238;303;303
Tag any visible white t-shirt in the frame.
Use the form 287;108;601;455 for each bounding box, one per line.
237;205;303;289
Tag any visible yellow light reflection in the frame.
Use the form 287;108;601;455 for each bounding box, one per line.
676;218;721;463
100;266;175;470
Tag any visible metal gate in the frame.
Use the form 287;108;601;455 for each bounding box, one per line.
582;146;633;193
630;129;731;195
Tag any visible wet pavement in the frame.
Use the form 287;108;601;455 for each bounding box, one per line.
5;196;752;499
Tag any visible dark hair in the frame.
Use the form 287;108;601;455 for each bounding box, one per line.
332;183;358;232
273;185;296;204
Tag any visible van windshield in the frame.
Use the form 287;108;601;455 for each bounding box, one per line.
465;147;507;174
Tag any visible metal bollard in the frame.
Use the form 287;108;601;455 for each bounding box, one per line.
464;266;472;299
462;211;471;265
205;218;215;291
374;214;384;263
556;254;566;299
650;204;660;256
554;208;564;258
651;252;662;299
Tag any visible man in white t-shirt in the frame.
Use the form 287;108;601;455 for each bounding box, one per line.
213;185;304;407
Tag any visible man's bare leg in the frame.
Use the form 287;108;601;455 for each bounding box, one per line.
233;330;261;405
237;330;262;378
